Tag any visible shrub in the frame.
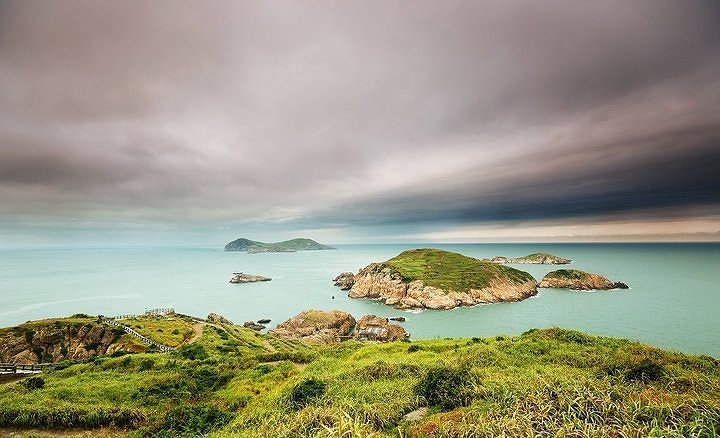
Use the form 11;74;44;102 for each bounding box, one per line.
176;344;207;360
416;366;473;410
288;378;326;409
190;365;232;392
156;404;233;435
625;359;664;383
139;358;155;371
24;330;35;344
407;344;423;353
20;376;45;390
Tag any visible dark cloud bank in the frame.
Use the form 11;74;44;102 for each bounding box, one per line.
0;1;719;244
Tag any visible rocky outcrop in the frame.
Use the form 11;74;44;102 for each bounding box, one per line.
229;273;272;283
268;310;409;344
486;253;572;265
342;250;538;310
269;310;356;344
0;318;144;364
355;315;408;341
333;272;355;290
207;313;234;325
539;269;629;290
243;321;266;331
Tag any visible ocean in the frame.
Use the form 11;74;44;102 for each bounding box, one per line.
1;243;718;356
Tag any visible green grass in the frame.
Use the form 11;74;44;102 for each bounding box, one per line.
381;248;535;292
2;327;718;436
545;269;593;280
120;316;195;347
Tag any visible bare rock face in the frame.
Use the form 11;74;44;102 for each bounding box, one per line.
268;310;356;344
229;273;272;283
355;315;408;341
344;262;537;310
207;313;234;325
539;269;628;290
333;272;356;290
0;318;144;364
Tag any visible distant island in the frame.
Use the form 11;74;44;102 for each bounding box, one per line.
539;269;629;290
224;237;334;253
334;248;538;310
485;252;571;265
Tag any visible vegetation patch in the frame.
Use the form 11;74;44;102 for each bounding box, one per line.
381;248;534;292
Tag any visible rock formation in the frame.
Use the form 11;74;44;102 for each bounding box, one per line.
243;321;266;331
268;310;356;343
268;310;408;344
486;253;572;265
333;272;355;290
0;317;144;364
229;273;272;283
355;315;408;341
338;249;538;310
207;313;234;325
539;269;629;290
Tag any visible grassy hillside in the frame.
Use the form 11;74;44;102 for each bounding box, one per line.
382;248;535;292
225;238;334;252
2;324;718;437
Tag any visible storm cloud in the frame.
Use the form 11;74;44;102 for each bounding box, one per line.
1;0;719;244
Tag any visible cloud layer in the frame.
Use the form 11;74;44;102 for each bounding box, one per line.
1;1;719;243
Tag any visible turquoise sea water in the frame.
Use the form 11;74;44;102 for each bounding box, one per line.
1;243;718;356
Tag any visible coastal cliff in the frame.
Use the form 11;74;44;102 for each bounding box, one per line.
539;269;628;290
0;315;145;364
338;249;537;310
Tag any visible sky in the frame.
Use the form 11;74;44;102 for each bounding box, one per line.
1;0;719;245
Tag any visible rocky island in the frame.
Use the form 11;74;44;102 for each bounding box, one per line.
539;269;629;290
229;273;272;283
486;252;572;264
268;309;408;343
335;248;538;310
224;237;334;253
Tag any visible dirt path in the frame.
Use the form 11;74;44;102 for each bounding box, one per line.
262;339;277;352
187;323;204;343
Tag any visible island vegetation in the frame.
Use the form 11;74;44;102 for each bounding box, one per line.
224;238;334;253
336;248;538;309
1;313;718;437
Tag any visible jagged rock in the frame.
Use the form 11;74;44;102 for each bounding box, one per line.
268;310;356;344
389;316;406;322
355;315;408;341
340;249;538;310
229;273;272;283
333;272;355;290
539;269;628;291
243;321;266;331
257;319;271;324
207;313;234;325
